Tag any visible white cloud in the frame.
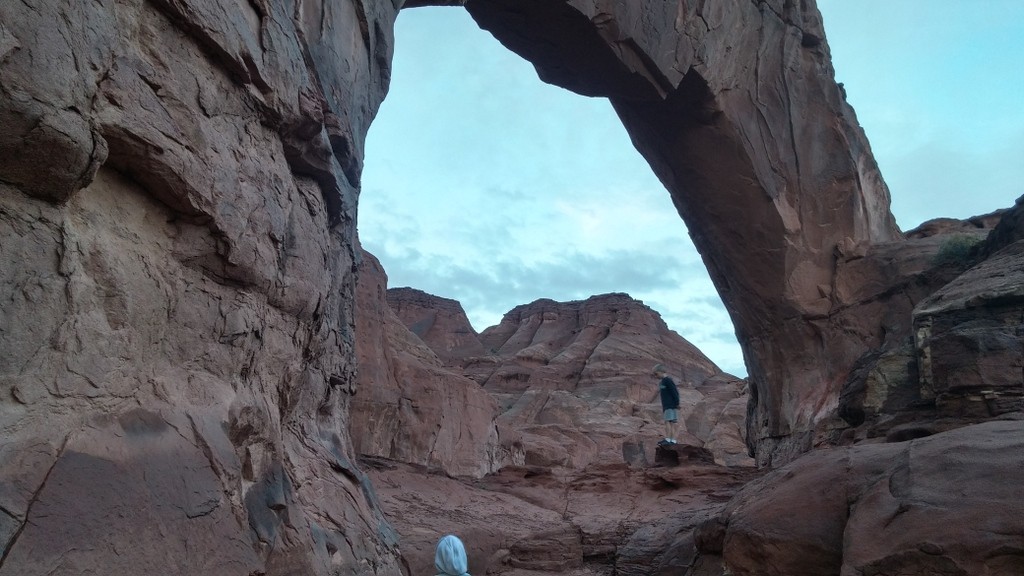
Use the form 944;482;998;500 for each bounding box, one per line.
361;3;1023;382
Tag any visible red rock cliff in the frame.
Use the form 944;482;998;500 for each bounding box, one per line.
0;0;403;572
352;249;503;477
379;289;753;470
5;0;1021;573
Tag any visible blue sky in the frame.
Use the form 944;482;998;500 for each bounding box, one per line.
359;2;1024;377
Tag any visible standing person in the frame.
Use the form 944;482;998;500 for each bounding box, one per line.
653;364;680;446
435;534;471;576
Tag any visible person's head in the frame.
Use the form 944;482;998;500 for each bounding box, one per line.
434;534;469;576
652;363;666;378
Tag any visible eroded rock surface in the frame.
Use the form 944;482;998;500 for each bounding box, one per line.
704;421;1024;576
352;249;503;478
387;287;488;365
6;0;1022;573
836;206;1023;443
365;457;759;576
913;240;1024;421
380;289;753;470
478;295;752;469
1;0;402;573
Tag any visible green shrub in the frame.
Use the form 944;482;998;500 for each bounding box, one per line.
933;234;983;266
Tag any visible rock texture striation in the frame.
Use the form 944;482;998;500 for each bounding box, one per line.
5;0;1024;573
382;289;754;470
1;0;403;573
352;249;503;477
836;206;1024;443
386;287;488;364
701;421;1024;576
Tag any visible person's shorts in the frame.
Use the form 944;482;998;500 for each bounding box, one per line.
663;408;678;423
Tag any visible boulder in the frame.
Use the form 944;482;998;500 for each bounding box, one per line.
706;421;1024;575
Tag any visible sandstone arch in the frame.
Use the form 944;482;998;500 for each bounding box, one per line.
452;0;902;464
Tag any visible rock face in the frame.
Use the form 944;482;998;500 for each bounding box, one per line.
913;240;1024;421
478;294;752;470
1;0;403;573
702;421;1024;576
477;294;719;395
5;0;1022;573
383;290;753;470
836;204;1023;443
386;287;488;364
365;457;760;576
352;249;503;478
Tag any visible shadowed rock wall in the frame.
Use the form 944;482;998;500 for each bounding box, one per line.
1;0;402;573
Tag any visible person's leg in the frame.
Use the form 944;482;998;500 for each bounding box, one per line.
662;409;678;443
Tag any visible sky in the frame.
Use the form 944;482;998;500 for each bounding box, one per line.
358;2;1024;377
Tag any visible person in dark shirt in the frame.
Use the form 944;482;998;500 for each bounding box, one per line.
653;364;680;445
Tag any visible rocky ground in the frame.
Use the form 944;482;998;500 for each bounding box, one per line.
365;447;761;575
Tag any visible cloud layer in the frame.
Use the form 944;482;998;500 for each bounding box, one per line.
360;4;1024;379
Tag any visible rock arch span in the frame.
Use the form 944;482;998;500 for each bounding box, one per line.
446;0;902;464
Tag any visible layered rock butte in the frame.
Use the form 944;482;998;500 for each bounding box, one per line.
356;248;752;475
354;248;761;574
2;0;1022;575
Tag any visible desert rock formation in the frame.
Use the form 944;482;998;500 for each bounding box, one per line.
456;0;1022;464
348;264;759;572
4;0;1023;573
835;204;1024;443
380;286;754;470
461;0;901;465
1;0;403;573
387;286;488;364
702;420;1024;575
352;249;504;477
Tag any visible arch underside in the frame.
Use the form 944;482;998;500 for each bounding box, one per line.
449;0;902;464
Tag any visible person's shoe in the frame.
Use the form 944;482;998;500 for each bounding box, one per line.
668;439;677;444
657;438;670;446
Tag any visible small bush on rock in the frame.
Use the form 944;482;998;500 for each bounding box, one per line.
933;234;983;266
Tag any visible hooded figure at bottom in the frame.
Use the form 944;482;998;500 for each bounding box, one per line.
434;534;471;576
